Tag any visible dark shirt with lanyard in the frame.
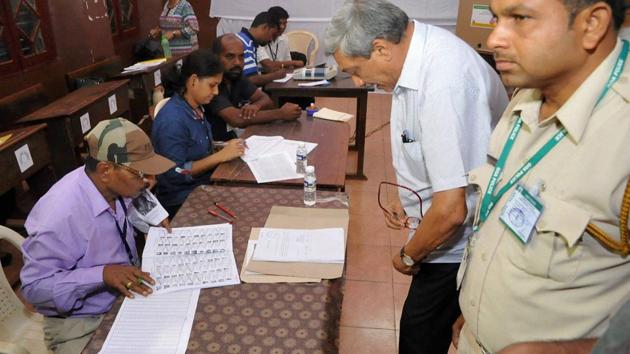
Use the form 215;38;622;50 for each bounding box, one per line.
113;197;138;266
267;41;279;61
474;39;629;232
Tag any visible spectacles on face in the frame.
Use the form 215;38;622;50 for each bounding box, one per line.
378;181;424;230
111;162;146;180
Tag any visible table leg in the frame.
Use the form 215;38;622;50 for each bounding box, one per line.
347;92;368;180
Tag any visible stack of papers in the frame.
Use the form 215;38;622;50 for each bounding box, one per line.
122;58;167;73
252;228;345;263
241;135;317;183
142;224;240;294
297;79;330;87
313;108;353;122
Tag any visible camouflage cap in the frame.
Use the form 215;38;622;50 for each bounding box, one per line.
85;118;174;175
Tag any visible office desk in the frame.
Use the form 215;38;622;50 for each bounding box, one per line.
265;76;368;180
84;185;346;354
17;80;130;176
0;124;54;196
211;113;349;191
113;55;187;122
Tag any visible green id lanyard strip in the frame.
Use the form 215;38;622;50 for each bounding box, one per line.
475;39;630;231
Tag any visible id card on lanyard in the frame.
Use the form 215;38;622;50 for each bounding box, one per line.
473;40;629;239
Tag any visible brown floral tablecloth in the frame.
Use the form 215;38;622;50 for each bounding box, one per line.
84;185;347;354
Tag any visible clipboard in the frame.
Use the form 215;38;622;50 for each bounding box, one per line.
245;206;349;279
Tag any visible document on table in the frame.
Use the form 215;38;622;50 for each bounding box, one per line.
252;227;345;263
313;107;353;122
273;73;293;83
297;79;330;87
279;139;317;163
99;289;199;354
247;151;303;183
142;224;240;294
122;58;167;73
241;135;284;162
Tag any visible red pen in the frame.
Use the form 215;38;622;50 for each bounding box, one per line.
215;202;237;219
207;208;233;224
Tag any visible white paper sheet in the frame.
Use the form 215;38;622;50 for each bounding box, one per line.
247;151;303;183
278;139;317;164
128;190;169;233
142;224;240;294
241;135;284;162
80;112;91;133
99;289;200;354
108;95;117;115
297;79;330;87
313;107;353;122
273;73;293;83
122;58;167;73
252;228;345;263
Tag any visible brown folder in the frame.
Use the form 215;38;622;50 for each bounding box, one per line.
245;206;349;279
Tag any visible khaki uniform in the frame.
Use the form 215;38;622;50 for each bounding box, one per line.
457;40;630;353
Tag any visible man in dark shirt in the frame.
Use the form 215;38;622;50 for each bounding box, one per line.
206;34;301;141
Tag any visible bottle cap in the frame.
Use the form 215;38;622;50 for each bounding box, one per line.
305;165;315;173
299;142;306;147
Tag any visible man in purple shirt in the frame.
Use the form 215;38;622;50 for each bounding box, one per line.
20;118;174;353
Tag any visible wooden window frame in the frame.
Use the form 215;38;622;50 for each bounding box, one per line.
0;0;56;76
108;0;140;42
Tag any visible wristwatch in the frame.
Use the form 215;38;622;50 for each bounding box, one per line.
400;247;416;267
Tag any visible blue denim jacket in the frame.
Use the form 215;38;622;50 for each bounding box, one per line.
152;94;213;207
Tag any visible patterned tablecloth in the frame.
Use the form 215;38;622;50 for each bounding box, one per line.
84;185;347;354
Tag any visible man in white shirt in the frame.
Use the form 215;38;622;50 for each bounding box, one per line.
257;6;304;72
325;1;508;353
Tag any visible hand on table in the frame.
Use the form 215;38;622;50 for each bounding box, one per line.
292;60;305;68
240;104;260;120
279;103;302;120
163;31;175;40
103;264;155;299
149;27;160;38
216;139;246;162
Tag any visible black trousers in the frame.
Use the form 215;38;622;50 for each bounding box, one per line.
399;263;461;354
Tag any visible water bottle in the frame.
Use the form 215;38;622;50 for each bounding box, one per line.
161;35;172;59
296;143;307;174
304;165;316;206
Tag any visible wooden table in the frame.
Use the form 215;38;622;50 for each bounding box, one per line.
113;54;187;122
211;113;350;191
265;75;368;180
17;80;131;176
84;185;347;354
0;124;54;197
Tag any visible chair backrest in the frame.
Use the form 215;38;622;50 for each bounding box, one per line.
65;56;123;92
0;225;48;354
286;31;320;66
0;84;49;131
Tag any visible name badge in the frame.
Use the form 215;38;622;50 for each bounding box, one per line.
499;184;543;244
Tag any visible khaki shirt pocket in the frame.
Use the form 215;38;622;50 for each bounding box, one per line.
467;164;495;229
506;192;590;282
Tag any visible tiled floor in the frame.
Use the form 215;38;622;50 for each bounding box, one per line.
316;94;457;354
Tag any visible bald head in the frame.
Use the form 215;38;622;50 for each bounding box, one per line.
213;34;245;80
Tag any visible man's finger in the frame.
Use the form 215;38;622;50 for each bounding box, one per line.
133;269;155;285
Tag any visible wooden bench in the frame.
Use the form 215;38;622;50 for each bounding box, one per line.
65;56;123;92
0;84;48;131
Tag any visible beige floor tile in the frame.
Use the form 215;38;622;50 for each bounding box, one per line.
340;280;395;329
339;326;397;354
347;214;390;246
345;244;393;282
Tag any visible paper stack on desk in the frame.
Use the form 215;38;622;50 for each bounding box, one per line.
122;58;167;73
241;135;317;183
241;206;349;283
313;108;353;122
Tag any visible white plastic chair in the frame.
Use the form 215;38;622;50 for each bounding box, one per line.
286;30;320;66
0;225;49;354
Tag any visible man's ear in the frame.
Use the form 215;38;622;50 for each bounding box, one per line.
577;2;614;50
96;162;112;182
372;38;393;61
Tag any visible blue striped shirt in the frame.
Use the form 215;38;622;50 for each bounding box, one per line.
236;28;259;77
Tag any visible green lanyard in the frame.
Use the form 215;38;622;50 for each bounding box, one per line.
475;39;629;231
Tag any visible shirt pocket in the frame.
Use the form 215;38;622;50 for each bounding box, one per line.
399;141;425;177
467;163;495;229
505;192;590;282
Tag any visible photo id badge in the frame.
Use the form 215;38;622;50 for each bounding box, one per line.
499;184;543;244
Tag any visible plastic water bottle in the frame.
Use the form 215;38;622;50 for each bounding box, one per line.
161;35;172;59
304;166;316;206
296;143;307;174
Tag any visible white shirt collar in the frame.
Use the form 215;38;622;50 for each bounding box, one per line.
395;20;427;92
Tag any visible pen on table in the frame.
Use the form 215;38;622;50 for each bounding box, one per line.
215;202;237;219
207;208;233;224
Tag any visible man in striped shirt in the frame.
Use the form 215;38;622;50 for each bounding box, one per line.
236;11;286;86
